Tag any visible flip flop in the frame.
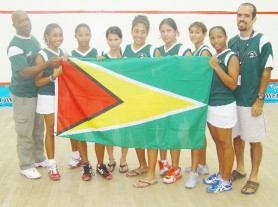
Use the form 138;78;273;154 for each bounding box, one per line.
119;163;129;174
126;169;146;177
241;181;260;195
231;170;246;182
107;161;116;172
133;179;158;188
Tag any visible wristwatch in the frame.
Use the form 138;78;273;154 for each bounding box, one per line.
257;94;265;100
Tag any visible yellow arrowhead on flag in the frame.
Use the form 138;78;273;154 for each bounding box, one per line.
66;58;204;135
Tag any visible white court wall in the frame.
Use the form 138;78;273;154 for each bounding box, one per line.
1;0;277;82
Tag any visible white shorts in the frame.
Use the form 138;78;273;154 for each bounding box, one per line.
207;101;237;129
36;95;55;115
232;106;267;142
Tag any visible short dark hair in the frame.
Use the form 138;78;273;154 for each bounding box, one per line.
239;3;257;19
188;21;207;34
106;26;123;39
209;26;227;37
75;23;91;34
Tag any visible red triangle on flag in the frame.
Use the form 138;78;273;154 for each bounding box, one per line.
56;60;123;135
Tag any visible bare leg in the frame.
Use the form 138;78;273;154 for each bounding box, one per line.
120;147;128;165
215;144;224;175
95;143;105;165
208;123;221;173
191;149;200;173
170;150;180;169
133;149;157;187
70;139;79;152
136;148;148;171
249;142;262;183
233;136;246;175
215;127;234;181
126;148;147;176
106;145;114;163
159;150;167;160
78;141;88;163
44;113;55;159
144;149;158;181
199;137;208;166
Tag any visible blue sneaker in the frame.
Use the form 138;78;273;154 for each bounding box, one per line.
203;173;220;185
206;180;232;193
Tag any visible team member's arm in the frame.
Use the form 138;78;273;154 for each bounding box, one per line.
201;50;212;57
251;67;272;117
35;55;62;87
209;55;240;90
8;46;61;78
20;57;60;78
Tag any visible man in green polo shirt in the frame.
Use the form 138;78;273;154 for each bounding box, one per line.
228;3;274;194
7;10;61;179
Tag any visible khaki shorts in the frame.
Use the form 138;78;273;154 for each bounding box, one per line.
232;106;267;142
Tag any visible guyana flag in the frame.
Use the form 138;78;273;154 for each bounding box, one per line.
55;56;213;149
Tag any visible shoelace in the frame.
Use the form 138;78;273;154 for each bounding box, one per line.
166;168;176;177
187;173;197;182
98;165;110;176
48;165;58;174
158;161;169;170
83;164;95;176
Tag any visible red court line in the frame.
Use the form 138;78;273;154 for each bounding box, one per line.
0;82;10;86
0;10;278;15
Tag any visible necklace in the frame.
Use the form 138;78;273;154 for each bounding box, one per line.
237;30;254;65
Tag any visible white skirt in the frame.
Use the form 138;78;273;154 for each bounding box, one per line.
207;101;237;129
36;95;55;115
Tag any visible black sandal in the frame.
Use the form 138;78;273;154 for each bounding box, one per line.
107;161;116;172
119;163;129;174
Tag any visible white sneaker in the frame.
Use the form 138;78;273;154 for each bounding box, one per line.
68;157;82;168
20;168;41;179
185;172;199;188
185;164;210;175
35;160;48;168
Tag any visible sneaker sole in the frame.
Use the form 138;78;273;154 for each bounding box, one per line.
20;171;41;179
68;162;83;168
199;171;210;175
206;188;232;193
203;180;216;185
159;171;169;177
163;175;182;184
82;177;92;181
97;171;113;180
185;181;199;189
104;175;113;180
49;177;61;181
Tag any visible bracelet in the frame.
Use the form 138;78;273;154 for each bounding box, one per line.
49;75;55;82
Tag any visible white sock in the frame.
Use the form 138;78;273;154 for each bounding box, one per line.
72;151;80;159
48;159;56;166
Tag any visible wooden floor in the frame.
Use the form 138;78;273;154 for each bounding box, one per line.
0;105;278;207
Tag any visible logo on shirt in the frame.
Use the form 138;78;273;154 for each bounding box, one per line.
138;53;147;58
26;51;32;57
248;51;257;59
